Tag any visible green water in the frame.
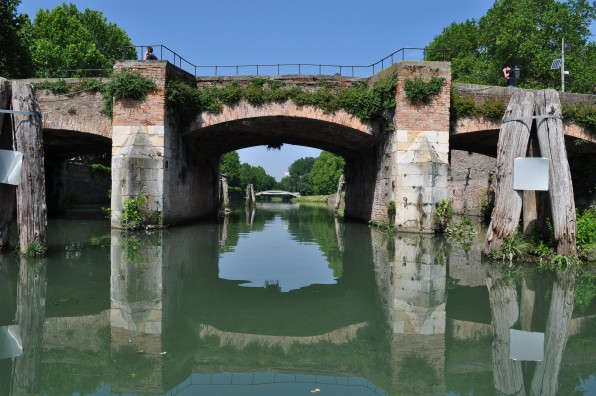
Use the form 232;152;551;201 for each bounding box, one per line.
0;203;595;395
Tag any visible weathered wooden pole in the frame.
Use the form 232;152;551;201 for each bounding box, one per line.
12;258;47;395
522;133;540;236
11;81;47;255
221;173;230;213
0;77;16;251
535;89;576;255
246;184;251;206
530;272;574;395
485;90;535;254
487;267;524;396
334;174;345;213
250;183;256;204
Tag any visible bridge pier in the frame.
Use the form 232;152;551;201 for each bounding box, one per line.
347;62;451;232
110;62;219;228
390;62;450;232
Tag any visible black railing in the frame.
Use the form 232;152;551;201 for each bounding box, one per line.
136;45;446;77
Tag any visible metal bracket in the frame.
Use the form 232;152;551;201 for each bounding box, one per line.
0;109;41;116
502;114;564;123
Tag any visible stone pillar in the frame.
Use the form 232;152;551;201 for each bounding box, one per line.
110;229;164;393
392;62;451;233
110;61;220;228
370;230;446;395
111;61;168;228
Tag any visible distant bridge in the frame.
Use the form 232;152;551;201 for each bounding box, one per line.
255;190;301;198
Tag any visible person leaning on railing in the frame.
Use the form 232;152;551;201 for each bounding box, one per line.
144;46;158;60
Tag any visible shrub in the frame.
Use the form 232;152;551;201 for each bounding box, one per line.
477;98;506;120
32;79;69;94
563;102;596;134
577;206;596;246
434;199;454;231
102;71;156;117
404;76;445;104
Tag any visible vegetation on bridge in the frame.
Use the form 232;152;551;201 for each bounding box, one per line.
165;71;397;125
450;89;596;134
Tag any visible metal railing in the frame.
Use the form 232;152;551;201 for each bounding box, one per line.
136;45;446;77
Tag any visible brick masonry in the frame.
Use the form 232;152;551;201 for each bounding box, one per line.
391;62;451;232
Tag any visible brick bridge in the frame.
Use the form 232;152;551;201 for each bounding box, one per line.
28;61;595;231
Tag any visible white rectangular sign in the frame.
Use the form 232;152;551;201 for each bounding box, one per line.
510;328;544;361
514;157;550;191
0;149;23;186
0;325;23;359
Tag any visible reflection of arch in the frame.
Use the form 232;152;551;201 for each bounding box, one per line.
197;322;368;353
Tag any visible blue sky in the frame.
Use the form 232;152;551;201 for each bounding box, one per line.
17;0;595;180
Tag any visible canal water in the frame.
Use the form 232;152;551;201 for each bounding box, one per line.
0;203;595;395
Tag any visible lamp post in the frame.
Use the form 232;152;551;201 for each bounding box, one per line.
513;66;521;79
561;38;570;92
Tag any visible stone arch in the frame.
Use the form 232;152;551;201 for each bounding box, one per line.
187;102;377;159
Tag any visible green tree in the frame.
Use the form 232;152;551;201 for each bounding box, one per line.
311;151;345;195
427;0;596;93
281;156;315;195
0;0;33;78
239;163;276;192
220;151;241;187
30;3;135;77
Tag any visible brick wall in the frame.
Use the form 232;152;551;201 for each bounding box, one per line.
390;62;451;232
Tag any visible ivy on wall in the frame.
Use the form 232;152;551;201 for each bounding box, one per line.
403;76;446;104
165;72;397;124
451;89;596;134
101;71;156;117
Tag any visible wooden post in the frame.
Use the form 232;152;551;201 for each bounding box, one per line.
522;133;540;236
530;272;574;395
221;173;230;213
535;89;576;255
12;258;47;395
334;174;345;213
11;81;47;255
250;183;256;204
485;90;535;254
487;267;524;395
0;78;15;251
246;184;251;206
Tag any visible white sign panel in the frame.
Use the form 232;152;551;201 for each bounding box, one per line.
510;328;544;361
0;149;23;186
0;325;23;359
514;157;550;191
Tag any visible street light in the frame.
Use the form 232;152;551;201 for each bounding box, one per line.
513;66;521;79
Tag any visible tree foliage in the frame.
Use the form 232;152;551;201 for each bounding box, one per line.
311;151;345;195
0;0;33;78
220;151;241;187
239;163;277;192
427;0;596;93
29;3;135;77
279;157;316;195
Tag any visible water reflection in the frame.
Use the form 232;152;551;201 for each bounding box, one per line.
219;203;339;291
0;204;594;395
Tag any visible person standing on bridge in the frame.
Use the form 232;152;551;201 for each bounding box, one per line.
144;46;158;60
503;65;517;88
